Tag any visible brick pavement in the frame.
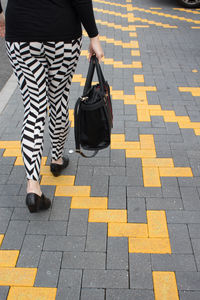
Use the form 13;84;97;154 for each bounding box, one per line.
0;0;200;299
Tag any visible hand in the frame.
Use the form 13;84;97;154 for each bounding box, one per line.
89;35;104;62
0;12;5;38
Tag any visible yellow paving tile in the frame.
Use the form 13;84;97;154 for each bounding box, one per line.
0;141;20;149
137;109;151;121
131;50;140;56
159;167;193;177
142;158;174;167
129;238;171;253
108;223;148;237
0;235;3;246
89;209;127;223
111;141;140;150
0;250;19;267
126;149;156;158
71;197;107;209
140;135;155;149
147;211;169;238
40;175;75;186
194;129;200;135
8;287;57;300
178;121;200;129
0;267;37;286
40;166;52;176
153;272;179;300
143;167;161;187
3;148;21;157
133;75;144;83
111;134;125;142
55;186;91;197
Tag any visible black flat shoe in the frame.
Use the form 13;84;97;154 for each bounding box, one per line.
26;193;51;213
50;156;69;177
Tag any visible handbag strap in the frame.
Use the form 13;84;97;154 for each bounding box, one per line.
74;97;99;158
83;56;105;96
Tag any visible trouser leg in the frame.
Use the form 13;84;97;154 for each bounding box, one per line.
6;42;48;181
45;38;82;160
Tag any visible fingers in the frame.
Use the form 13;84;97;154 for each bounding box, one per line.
89;35;104;63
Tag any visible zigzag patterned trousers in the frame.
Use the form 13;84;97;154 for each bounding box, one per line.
6;38;82;181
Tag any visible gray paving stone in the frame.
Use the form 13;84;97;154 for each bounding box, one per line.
106;289;154;300
180;187;200;210
110;150;126;167
93;166;125;176
108;186;126;209
75;166;94;186
166;210;200;224
82;270;129;288
16;250;41;268
62;251;106;269
191;239;200;255
44;236;85;252
0;286;9;300
176;271;200;291
1;220;28;250
129;254;153;289
56;269;82;300
146;197;183;210
35;252;62;287
21;234;44;251
85;223;107;252
0;184;21;196
127;187;162;198
7;166;26;184
11;207;51;221
151;254;196;272
90;175;109;197
0;195;25;208
67;209;88;236
0;220;9;234
107;237;128;270
109;175;143;187
179;291;200;300
188;224;200;239
127;197;147;223
50;196;71;221
81;288;105;300
27;221;67;235
168;224;193;254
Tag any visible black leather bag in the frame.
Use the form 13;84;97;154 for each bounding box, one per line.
74;56;113;157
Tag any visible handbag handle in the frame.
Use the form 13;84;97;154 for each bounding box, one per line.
83;56;105;96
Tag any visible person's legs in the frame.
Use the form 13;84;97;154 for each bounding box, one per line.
6;42;48;195
45;38;82;163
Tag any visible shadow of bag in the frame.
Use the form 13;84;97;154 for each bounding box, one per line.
74;56;113;158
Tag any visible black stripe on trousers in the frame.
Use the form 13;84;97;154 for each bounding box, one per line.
6;38;82;181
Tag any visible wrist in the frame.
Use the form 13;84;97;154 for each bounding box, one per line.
90;34;99;41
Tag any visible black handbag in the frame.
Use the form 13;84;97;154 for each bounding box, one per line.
74;56;113;158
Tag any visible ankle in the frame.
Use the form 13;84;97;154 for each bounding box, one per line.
51;157;63;165
27;180;42;196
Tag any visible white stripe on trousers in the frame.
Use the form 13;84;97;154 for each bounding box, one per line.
6;38;82;181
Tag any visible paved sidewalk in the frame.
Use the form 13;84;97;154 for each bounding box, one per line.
0;0;200;299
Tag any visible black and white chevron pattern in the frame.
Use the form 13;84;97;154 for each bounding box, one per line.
6;38;82;181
